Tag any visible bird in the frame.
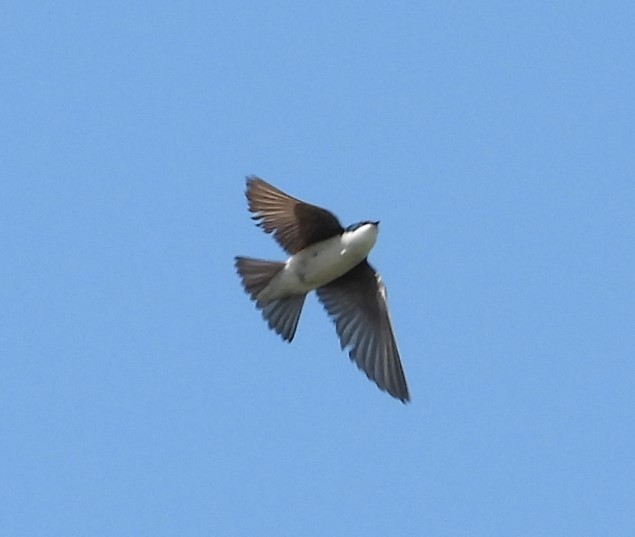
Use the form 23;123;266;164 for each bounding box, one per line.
234;176;410;402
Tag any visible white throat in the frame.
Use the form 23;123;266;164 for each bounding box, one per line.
341;223;378;256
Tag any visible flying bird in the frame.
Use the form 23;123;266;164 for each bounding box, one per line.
234;176;409;402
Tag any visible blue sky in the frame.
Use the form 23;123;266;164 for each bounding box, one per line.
2;1;634;535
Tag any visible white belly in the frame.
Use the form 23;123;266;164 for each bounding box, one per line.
258;225;378;301
290;239;360;287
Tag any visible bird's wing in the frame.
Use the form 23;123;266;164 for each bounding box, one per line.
316;260;410;402
246;176;344;254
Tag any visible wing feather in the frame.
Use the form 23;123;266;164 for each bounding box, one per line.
246;176;344;254
316;261;410;402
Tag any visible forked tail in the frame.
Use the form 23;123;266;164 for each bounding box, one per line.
234;257;306;342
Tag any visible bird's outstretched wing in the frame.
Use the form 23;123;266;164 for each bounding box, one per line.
316;260;410;402
246;176;344;254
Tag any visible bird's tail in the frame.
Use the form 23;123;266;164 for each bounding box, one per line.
234;256;306;342
234;256;284;301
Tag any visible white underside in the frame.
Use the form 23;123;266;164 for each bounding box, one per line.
257;223;378;302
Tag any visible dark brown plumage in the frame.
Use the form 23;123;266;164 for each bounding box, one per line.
247;177;344;254
236;176;410;402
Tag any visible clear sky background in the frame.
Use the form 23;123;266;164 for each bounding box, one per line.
2;2;634;536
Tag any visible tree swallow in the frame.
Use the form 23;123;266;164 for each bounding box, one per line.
235;176;409;402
